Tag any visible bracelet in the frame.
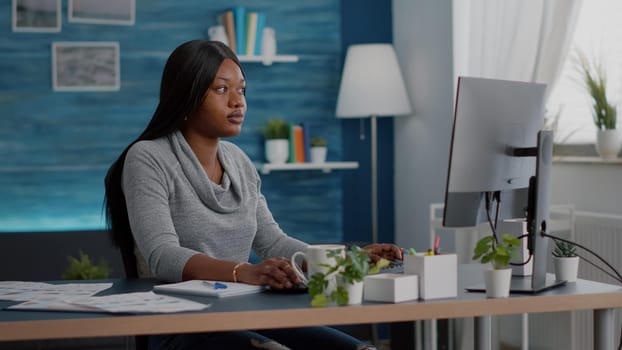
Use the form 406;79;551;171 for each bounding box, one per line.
232;262;249;283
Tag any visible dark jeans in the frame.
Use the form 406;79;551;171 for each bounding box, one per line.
149;326;377;350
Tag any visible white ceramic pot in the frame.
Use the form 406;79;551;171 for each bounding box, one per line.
337;277;364;305
484;268;512;298
310;146;327;163
596;129;621;159
553;256;580;283
265;139;289;164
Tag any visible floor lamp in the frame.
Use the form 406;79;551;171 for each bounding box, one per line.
336;43;412;244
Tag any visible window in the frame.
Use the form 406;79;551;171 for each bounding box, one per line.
547;0;622;144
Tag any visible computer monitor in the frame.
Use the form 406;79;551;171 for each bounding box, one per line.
443;76;565;293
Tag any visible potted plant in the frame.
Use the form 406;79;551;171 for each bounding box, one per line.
62;251;111;280
472;233;520;298
309;137;328;163
307;245;389;307
552;240;579;283
575;50;621;159
261;118;290;164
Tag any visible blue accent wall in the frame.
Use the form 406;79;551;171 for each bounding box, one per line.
0;1;394;245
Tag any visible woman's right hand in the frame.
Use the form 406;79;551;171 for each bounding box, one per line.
238;257;302;289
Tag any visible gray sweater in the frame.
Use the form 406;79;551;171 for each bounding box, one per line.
122;130;307;282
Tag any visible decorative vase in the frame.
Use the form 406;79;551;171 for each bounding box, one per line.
553;256;580;283
483;268;512;298
265;139;289;164
310;146;327;163
595;129;621;160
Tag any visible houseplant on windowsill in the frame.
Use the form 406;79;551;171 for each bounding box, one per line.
307;245;389;307
575;50;621;159
552;240;579;283
309;137;328;163
261;118;290;164
472;233;520;298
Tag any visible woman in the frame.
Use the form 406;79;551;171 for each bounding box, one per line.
104;40;402;350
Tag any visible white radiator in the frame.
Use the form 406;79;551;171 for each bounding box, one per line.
572;211;622;350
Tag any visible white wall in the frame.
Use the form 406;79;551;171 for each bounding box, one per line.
393;0;454;250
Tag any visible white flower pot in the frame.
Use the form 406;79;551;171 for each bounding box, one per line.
310;146;327;163
484;268;512;298
337;277;364;305
554;256;580;283
265;139;289;164
596;129;621;160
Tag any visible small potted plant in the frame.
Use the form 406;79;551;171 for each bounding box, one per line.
472;233;520;298
574;50;620;159
309;137;328;163
62;251;111;280
261;118;290;164
307;245;389;307
552;240;579;283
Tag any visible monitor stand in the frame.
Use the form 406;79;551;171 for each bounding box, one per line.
466;275;567;294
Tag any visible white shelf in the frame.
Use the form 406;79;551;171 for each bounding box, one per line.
238;55;299;65
259;161;359;174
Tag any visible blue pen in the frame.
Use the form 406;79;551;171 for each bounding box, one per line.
203;281;228;289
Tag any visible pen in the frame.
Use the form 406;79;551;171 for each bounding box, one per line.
408;248;417;256
434;236;441;255
203;281;228;289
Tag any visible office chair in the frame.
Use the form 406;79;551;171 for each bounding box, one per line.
115;234;149;350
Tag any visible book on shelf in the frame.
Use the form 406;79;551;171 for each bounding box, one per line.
293;124;305;163
300;121;312;163
233;6;246;55
220;10;236;53
245;12;258;56
254;13;266;56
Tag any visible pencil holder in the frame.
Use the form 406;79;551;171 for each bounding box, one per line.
404;253;457;300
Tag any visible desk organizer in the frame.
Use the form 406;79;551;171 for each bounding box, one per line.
363;273;418;303
404;253;457;300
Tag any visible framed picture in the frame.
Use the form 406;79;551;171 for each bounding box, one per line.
12;0;61;32
68;0;135;26
52;42;120;92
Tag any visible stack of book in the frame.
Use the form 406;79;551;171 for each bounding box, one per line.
217;6;267;56
288;123;312;163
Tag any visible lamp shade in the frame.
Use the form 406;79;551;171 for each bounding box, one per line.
336;44;411;118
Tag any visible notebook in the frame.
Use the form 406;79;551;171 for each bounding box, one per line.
153;280;265;298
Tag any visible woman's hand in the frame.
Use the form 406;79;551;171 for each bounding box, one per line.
238;257;301;289
364;243;403;263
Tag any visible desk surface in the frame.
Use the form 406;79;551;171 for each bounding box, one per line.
1;264;621;342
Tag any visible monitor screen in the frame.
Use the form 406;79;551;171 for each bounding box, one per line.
443;76;546;228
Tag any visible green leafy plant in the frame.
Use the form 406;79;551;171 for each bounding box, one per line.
472;233;521;270
261;118;290;139
307;245;389;307
552;240;577;258
310;137;328;147
62;251;111;280
575;50;617;130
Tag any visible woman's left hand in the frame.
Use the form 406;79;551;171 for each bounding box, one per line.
364;243;403;263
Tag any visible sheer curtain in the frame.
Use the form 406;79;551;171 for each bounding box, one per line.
451;1;583;349
453;0;583;99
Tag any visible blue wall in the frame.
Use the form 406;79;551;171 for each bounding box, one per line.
0;1;394;245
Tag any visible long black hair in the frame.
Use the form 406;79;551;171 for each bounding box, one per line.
103;40;244;261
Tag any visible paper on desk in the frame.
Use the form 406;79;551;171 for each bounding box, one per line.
0;281;113;301
8;291;211;314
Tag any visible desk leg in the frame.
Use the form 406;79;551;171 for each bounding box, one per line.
474;316;492;350
594;308;614;350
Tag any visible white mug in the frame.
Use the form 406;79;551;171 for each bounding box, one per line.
291;244;345;284
208;25;229;46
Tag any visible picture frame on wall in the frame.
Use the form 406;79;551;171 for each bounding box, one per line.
68;0;135;26
52;42;121;92
12;0;61;32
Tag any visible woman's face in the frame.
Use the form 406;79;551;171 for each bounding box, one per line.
185;58;246;139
